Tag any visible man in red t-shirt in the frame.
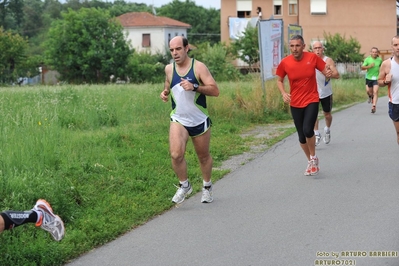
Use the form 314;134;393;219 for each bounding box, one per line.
276;35;332;176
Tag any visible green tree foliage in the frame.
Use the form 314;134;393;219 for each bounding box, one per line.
157;0;220;45
317;32;364;63
0;27;28;84
108;0;152;17
229;24;259;66
0;1;7;28
0;0;23;31
44;7;132;83
127;51;168;84
7;0;23;29
22;0;44;38
190;42;241;81
42;0;64;21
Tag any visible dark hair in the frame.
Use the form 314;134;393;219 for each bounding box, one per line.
290;35;304;44
371;46;379;52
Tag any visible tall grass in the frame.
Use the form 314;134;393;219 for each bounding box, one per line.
0;78;370;265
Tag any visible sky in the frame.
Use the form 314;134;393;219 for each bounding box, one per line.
138;0;220;9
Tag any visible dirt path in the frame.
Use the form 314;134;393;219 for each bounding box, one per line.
216;122;295;172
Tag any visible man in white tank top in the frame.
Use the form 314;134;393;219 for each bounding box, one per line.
312;41;340;146
378;36;399;144
160;36;220;204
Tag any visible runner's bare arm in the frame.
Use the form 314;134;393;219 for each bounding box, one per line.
326;58;340;79
194;61;219;97
378;59;391;87
160;64;172;102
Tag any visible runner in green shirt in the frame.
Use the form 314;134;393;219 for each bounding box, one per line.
361;47;383;113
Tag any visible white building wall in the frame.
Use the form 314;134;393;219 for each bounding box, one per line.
124;27;188;55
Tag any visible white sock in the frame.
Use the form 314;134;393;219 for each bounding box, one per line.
203;180;212;187
324;126;330;133
180;179;189;188
314;130;320;136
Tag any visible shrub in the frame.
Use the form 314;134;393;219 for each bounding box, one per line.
190;42;242;81
309;32;365;63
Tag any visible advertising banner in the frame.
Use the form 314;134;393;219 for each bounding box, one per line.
288;24;303;41
258;19;283;83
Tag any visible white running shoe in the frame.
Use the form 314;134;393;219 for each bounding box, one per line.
315;133;321;146
201;185;213;203
172;182;193;204
324;131;331;144
34;199;65;241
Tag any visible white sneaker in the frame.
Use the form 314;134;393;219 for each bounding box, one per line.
172;182;192;204
315;133;321;146
324;131;331;144
201;185;213;203
34;199;65;241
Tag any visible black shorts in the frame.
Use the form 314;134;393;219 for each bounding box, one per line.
388;102;399;122
319;95;333;113
366;79;378;88
171;117;212;137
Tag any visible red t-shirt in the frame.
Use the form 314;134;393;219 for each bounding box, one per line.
276;52;326;108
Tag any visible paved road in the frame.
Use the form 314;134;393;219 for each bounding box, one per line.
66;96;399;266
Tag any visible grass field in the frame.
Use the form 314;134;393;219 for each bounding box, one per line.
0;77;377;265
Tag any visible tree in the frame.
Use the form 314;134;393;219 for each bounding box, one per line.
127;51;167;84
0;0;10;29
7;0;23;29
229;24;259;67
43;0;64;21
0;0;24;31
157;0;220;45
320;32;364;63
44;7;132;83
108;0;151;17
22;0;44;38
0;27;28;84
189;42;241;81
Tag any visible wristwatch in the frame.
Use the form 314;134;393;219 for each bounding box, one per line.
193;83;199;91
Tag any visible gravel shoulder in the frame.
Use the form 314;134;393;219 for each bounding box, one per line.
215;122;295;172
215;103;358;172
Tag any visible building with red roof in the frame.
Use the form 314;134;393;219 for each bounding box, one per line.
116;12;191;55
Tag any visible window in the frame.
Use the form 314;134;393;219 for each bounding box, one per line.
142;34;151;47
237;0;251;18
273;0;282;16
237;11;251;18
289;0;298;15
310;0;327;15
168;33;171;43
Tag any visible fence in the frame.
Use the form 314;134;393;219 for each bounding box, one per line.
336;62;365;79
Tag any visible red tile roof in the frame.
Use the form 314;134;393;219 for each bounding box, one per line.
116;12;191;28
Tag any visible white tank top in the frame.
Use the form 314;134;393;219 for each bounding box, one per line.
389;57;399;104
315;56;333;99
